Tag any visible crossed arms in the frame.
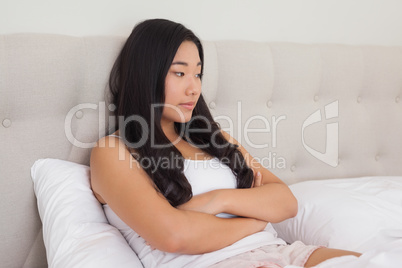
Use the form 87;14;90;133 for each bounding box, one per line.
90;131;297;254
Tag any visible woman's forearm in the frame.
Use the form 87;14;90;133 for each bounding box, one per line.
164;210;267;254
218;183;298;223
178;182;297;223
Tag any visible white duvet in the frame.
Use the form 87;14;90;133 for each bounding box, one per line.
285;240;402;268
273;176;402;268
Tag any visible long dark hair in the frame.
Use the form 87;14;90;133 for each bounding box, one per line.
109;19;253;207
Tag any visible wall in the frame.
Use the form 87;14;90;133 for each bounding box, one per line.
1;0;401;45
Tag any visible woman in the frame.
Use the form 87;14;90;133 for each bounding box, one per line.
90;19;360;267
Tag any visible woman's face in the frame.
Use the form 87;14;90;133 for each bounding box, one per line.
161;41;202;127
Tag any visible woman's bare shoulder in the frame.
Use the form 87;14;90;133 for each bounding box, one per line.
90;133;147;207
90;135;131;204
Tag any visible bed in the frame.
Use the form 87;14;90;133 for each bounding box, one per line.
1;34;402;267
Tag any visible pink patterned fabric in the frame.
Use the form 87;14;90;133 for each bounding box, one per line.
208;241;321;268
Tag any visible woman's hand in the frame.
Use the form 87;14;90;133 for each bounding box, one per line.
251;170;263;188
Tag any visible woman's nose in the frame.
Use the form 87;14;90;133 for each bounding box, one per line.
186;76;201;95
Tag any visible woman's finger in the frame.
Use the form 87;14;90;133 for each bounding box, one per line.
253;171;262;187
251;169;256;187
256;172;263;187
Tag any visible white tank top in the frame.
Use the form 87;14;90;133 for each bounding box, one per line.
103;137;286;267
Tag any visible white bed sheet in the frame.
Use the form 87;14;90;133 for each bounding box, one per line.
288;240;402;268
273;176;402;267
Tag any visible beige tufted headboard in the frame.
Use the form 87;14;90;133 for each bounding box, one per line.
1;34;401;267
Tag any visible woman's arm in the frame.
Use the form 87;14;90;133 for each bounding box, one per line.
179;131;298;223
90;136;267;254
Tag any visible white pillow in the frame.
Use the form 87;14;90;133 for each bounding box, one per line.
272;176;402;253
31;158;143;268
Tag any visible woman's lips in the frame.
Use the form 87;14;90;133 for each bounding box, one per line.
179;102;195;110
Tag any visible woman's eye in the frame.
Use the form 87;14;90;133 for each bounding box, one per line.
196;73;203;79
175;72;184;77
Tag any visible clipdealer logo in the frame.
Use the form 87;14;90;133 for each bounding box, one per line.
301;100;339;167
64;100;339;168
